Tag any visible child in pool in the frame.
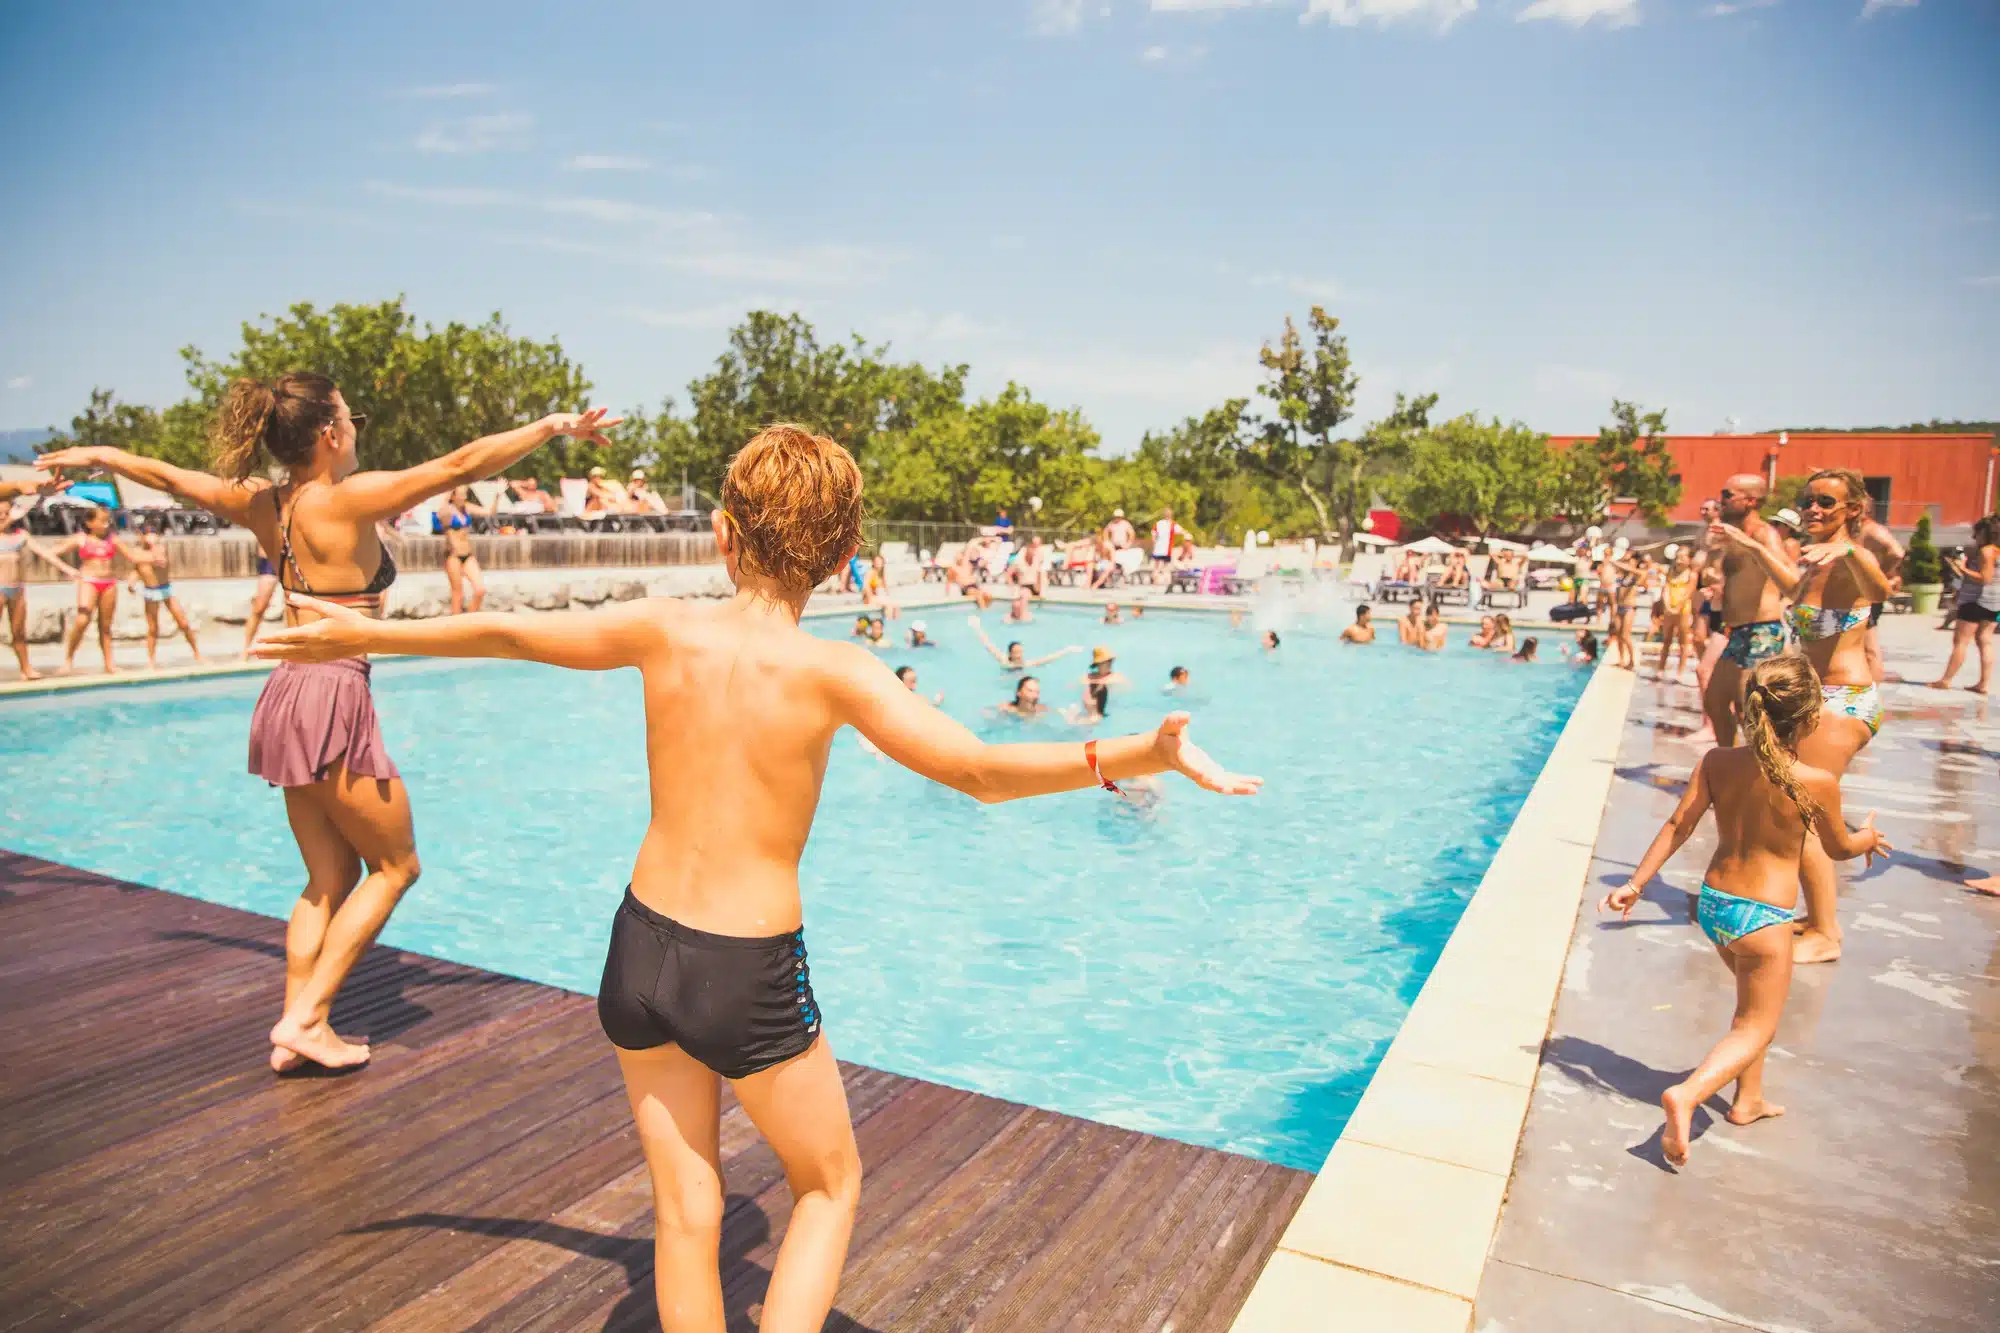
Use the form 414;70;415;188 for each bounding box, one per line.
251;424;1261;1333
1600;655;1887;1168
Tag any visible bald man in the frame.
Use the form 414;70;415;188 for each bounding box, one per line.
1701;474;1798;746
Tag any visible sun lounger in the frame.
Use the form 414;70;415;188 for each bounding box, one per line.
1344;552;1386;600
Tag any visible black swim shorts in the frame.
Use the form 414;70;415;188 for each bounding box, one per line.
597;888;821;1079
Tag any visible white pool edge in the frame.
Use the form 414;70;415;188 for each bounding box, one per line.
1229;663;1637;1332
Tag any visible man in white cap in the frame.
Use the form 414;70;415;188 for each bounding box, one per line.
1105;508;1135;551
905;619;935;649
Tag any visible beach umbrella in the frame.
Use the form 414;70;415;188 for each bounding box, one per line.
1352;532;1394;546
1400;536;1460;556
1526;543;1573;563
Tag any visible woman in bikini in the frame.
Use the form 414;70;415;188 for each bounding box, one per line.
247;424;1258;1333
1489;613;1516;656
1;481;78;680
49;506;141;674
1710;468;1890;965
1602;655;1886;1167
434;485;489;614
1932;514;1998;695
1655;546;1696;680
38;377;619;1071
128;523;205;668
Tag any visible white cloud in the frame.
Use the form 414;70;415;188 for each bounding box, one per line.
1151;0;1260;9
6;375;30;391
1860;0;1917;16
1302;0;1479;30
1516;0;1639;24
568;155;650;172
1142;44;1171;60
1969;275;2000;289
415;112;534;154
876;311;992;346
400;82;497;99
365;180;513;207
1705;0;1777;16
1000;343;1256;409
1032;0;1087;34
543;197;719;228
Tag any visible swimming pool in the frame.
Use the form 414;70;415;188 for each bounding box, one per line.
0;602;1585;1169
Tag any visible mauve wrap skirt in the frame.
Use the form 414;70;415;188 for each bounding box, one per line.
247;658;401;788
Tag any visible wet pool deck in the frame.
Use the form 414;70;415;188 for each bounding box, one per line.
1475;625;2000;1332
0;850;1308;1333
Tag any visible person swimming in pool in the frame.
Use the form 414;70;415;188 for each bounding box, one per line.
1510;636;1539;663
1004;587;1034;623
1601;655;1885;1168
1102;601;1122;625
967;617;1079;671
994;674;1051;720
1071;645;1128;724
1340;605;1375;644
250;424;1260;1333
1261;629;1280;652
905;620;936;648
1165;666;1190;692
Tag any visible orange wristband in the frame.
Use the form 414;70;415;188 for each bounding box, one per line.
1084;739;1122;794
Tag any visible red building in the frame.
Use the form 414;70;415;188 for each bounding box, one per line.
1546;432;1999;529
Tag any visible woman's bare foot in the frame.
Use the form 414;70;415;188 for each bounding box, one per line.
20;666;41;680
270;1045;304;1074
1725;1097;1785;1127
1793;929;1842;964
269;1014;370;1069
1965;875;2000;897
1928;680;1953;690
1661;1084;1696;1168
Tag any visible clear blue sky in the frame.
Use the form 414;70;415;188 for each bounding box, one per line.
2;0;1994;450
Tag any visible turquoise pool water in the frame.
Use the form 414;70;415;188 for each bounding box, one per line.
0;602;1585;1169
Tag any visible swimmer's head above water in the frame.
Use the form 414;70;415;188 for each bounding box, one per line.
1262;630;1280;650
895;665;918;689
1168;666;1189;687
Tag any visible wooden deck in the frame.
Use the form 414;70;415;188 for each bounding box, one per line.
0;851;1309;1332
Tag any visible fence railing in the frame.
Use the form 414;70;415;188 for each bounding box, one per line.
860;519;1092;557
21;530;719;583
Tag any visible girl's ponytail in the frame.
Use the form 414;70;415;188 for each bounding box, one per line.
210;379;278;480
1741;656;1824;829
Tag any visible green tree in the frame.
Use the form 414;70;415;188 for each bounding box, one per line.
683;311;966;492
43;388;178;464
1239;307;1358;536
1904;514;1942;585
1384;415;1556;536
1552;400;1682;527
174;299;595;480
1333;391;1437;539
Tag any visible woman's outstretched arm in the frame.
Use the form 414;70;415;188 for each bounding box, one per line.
828;641;1260;804
34;448;267;526
249;593;665;672
326;409;622;524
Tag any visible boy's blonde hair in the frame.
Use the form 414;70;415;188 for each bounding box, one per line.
720;424;863;591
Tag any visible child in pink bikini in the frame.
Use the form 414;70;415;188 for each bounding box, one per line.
46;506;141;674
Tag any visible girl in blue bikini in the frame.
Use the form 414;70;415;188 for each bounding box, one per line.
1602;655;1887;1168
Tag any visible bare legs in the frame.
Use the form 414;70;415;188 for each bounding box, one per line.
268;764;421;1070
1702;656;1745;748
1655;613;1691;679
1791;712;1872;964
61;583;117;673
618;1037;862;1333
444;554;486;614
242;573;278;660
6;590;36;679
1660;926;1791;1167
1931;619;1993;693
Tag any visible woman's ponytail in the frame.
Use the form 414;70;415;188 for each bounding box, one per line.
210;378;278;480
1741;656;1824;830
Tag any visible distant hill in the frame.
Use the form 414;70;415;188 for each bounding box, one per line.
0;427;54;463
1767;420;1998;436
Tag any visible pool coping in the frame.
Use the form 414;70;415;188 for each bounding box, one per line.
1228;661;1637;1332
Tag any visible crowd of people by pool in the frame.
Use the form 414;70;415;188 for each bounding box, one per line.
11;402;1999;1323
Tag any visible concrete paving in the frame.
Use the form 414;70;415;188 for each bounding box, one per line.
1475;613;2000;1332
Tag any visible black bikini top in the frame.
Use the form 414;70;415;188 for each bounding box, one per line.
274;487;399;603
